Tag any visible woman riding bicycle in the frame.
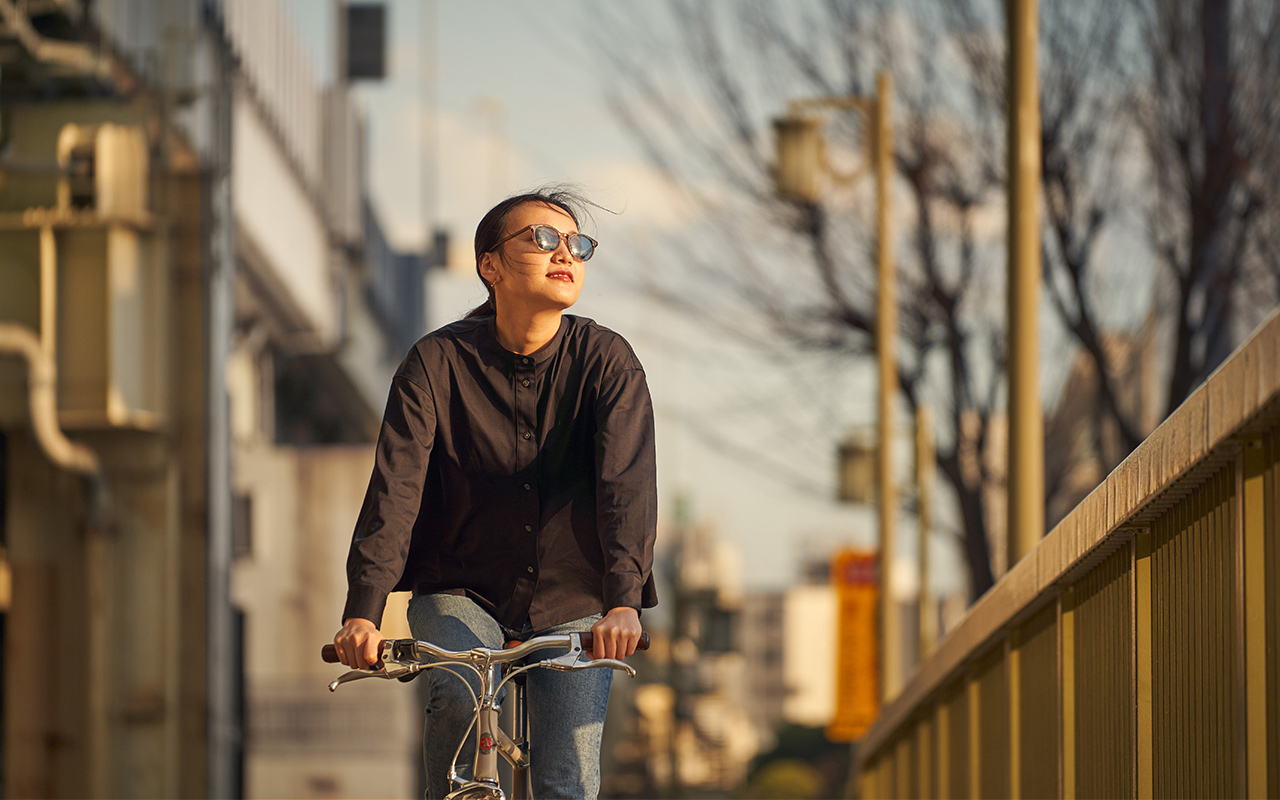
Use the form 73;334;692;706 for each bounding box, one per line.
332;188;657;799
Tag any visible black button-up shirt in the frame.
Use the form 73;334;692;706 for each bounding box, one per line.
343;314;659;633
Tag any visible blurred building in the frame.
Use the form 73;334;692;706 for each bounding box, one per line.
738;591;786;749
0;1;429;797
781;583;837;728
607;510;760;796
755;554;935;740
669;515;760;792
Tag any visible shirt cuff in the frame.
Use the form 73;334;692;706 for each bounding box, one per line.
342;583;389;629
602;572;644;613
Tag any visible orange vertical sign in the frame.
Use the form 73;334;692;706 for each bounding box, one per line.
827;549;879;742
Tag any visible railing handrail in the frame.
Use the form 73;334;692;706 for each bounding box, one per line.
856;304;1280;767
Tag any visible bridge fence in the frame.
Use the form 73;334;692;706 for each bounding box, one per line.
855;307;1280;799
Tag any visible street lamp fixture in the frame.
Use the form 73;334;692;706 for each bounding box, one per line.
837;430;877;506
772;96;874;204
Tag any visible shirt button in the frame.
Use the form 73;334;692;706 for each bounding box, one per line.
523;483;531;490
522;379;530;387
524;524;532;532
522;431;532;440
526;566;535;574
522;357;532;365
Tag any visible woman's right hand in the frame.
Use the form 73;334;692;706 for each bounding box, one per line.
333;617;384;669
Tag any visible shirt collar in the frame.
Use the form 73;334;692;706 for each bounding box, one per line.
484;314;569;367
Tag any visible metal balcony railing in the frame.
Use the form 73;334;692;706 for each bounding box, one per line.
84;0;363;244
361;200;425;357
855;307;1280;799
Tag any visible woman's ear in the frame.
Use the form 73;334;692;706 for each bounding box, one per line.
478;252;500;287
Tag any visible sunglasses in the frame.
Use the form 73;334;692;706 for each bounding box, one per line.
491;224;597;262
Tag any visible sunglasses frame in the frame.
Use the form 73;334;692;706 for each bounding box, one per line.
490;224;597;262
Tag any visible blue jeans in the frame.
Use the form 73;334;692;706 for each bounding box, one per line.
406;594;613;799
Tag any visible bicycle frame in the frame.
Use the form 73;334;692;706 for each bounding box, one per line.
324;633;638;800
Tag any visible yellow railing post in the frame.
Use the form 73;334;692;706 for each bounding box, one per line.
918;712;934;799
937;701;951;800
1061;588;1075;800
1241;439;1267;798
1135;530;1153;799
858;760;876;800
968;677;981;800
1009;637;1021;800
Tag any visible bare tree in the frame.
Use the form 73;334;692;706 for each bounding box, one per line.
949;0;1280;524
1022;0;1280;519
594;1;1011;597
947;0;1147;519
589;0;1280;600
1134;0;1280;416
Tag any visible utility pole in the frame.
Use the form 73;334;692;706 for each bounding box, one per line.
917;405;936;660
1006;0;1043;568
874;72;901;703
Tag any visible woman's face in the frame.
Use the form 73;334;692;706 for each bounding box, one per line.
479;202;586;316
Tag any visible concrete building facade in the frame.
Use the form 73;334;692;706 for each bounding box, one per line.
0;1;427;796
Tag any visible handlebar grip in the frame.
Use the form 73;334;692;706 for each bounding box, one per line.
321;644;340;663
578;631;650;653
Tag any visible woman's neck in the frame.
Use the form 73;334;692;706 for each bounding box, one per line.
494;307;563;355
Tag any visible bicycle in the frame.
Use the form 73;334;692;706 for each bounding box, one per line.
322;630;649;800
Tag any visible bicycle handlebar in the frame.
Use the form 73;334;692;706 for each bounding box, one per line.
321;630;649;664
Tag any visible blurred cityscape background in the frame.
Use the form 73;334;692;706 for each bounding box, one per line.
0;1;1277;798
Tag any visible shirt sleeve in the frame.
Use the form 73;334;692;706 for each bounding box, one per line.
594;365;658;612
342;370;436;628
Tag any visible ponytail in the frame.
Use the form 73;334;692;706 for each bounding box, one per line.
463;295;495;319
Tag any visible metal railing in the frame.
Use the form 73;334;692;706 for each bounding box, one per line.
855;307;1280;798
222;0;321;191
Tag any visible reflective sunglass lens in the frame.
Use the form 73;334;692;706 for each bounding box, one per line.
568;235;594;260
533;225;561;252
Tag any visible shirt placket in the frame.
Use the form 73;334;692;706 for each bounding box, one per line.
513;354;541;581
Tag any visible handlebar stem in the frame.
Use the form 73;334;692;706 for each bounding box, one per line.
471;664;504;784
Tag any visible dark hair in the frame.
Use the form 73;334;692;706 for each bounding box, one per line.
463;186;595;319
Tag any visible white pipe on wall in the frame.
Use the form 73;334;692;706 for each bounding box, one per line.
0;323;100;476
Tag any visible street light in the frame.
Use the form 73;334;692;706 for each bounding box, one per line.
772;114;826;204
772;97;873;204
772;72;901;702
837;429;877;506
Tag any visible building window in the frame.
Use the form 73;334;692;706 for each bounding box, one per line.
232;493;253;559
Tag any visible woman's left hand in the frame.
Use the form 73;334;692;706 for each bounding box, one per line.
590;606;643;660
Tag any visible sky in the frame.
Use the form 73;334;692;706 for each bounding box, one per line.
284;0;967;597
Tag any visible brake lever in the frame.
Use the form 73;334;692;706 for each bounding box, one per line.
540;649;637;678
327;661;420;692
574;658;636;678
